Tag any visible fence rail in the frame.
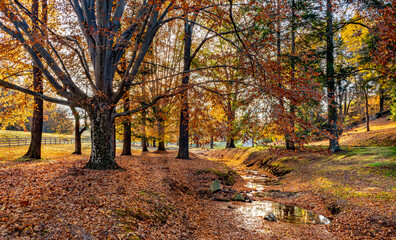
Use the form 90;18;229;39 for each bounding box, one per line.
0;137;91;148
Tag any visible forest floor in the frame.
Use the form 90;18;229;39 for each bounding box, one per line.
0;118;395;239
313;117;396;147
199;146;395;240
197;117;396;240
0;147;335;240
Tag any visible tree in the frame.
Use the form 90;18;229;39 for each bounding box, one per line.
326;0;341;152
0;0;189;169
177;19;194;159
23;0;47;159
120;95;132;156
71;107;87;155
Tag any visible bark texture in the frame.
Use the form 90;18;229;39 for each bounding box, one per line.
84;106;119;170
23;0;45;159
121;97;131;156
177;21;193;160
326;0;341;153
24;65;43;159
286;0;296;150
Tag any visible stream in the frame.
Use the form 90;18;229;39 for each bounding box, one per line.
235;170;331;225
191;150;331;232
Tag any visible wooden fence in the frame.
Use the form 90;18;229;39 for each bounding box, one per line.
0;137;91;147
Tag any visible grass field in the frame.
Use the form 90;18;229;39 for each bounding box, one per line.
0;130;75;139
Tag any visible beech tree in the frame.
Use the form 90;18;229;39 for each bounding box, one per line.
23;0;47;159
0;0;193;169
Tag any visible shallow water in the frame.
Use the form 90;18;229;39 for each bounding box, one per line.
237;200;331;224
238;173;331;225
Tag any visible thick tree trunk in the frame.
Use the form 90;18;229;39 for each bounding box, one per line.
23;0;44;160
177;21;193;160
121;97;131;155
326;0;341;153
210;136;214;149
84;107;119;170
24;65;43;159
142;140;148;152
121;119;132;155
153;139;156;148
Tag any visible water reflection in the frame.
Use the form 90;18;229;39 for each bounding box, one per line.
239;173;331;225
237;201;331;225
242;176;268;191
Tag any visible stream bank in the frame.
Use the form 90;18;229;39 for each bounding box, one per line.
193;147;396;239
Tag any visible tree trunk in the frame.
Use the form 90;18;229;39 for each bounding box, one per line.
286;0;296;150
84;107;119;170
338;80;343;118
326;0;341;153
177;21;193;160
210;135;214;149
24;65;43;159
153;139;156;147
157;118;166;151
142;140;148;152
73;117;82;154
226;138;236;148
344;87;348;116
141;111;148;152
365;89;370;132
71;107;86;155
121;97;131;155
23;0;44;160
379;86;385;113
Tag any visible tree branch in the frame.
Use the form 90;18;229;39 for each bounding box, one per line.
0;79;75;106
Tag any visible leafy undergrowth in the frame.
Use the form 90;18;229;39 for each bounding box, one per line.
200;146;396;239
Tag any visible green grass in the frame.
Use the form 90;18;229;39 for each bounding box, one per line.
344;146;396;159
367;162;396;178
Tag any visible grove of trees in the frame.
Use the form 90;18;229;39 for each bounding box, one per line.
0;0;395;169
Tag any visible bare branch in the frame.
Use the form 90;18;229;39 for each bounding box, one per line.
0;79;75;106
